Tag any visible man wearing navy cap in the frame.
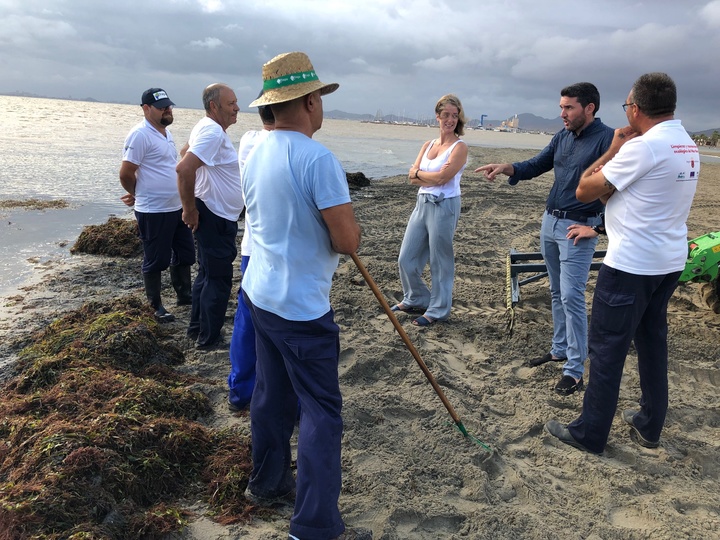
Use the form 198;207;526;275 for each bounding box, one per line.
120;87;195;322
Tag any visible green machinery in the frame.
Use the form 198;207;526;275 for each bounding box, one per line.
679;231;720;283
507;231;720;313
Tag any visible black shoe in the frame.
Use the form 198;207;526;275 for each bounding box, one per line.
245;486;295;507
554;375;584;396
170;265;193;306
529;352;567;367
153;306;176;323
331;528;373;540
196;335;226;351
544;420;601;455
622;409;660;448
228;398;248;413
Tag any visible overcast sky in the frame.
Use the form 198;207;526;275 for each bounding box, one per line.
2;0;719;131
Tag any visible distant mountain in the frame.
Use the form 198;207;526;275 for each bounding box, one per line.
478;113;562;133
322;109;563;133
691;127;720;136
1;91;114;104
325;109;374;121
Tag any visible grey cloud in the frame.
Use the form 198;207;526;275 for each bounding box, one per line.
0;0;718;131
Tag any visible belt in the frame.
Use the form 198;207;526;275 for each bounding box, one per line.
423;193;445;204
546;208;598;223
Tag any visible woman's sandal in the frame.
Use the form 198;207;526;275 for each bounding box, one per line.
391;303;421;313
412;315;435;327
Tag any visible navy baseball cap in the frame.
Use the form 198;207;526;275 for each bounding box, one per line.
141;88;175;109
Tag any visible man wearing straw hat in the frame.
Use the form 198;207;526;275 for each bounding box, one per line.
241;52;368;540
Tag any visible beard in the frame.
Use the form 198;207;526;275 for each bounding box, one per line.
160;114;174;126
564;116;588;133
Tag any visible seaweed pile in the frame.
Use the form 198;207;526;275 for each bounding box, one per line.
0;295;256;539
0;199;69;210
71;217;142;258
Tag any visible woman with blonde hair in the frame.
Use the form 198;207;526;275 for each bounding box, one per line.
392;94;468;326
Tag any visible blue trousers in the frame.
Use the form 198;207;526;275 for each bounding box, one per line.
135;209;195;273
187;199;237;346
568;265;681;453
398;193;460;320
228;256;256;408
244;293;345;540
540;212;600;379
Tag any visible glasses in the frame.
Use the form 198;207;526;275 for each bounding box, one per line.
622;102;635;112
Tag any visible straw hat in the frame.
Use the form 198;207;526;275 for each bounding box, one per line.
249;52;339;107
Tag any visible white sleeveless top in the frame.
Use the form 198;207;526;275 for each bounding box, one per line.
417;139;466;198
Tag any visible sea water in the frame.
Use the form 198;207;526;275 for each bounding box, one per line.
0;95;560;297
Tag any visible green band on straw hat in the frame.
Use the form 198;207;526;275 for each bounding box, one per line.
263;70;319;91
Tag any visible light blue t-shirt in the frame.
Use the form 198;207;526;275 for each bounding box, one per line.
241;130;351;321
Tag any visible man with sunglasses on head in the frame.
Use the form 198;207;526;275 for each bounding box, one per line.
120;88;195;323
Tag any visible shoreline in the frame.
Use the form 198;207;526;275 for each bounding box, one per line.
1;146;719;538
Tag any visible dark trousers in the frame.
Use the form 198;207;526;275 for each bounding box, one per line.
228;256;256;408
244;293;345;540
135;209;195;274
188;199;237;346
568;264;681;453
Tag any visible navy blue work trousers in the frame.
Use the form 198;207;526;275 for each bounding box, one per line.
243;292;345;540
188;199;237;346
135;209;195;274
568;264;681;453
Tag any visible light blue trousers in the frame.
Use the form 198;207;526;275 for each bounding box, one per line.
398;193;460;321
540;212;601;380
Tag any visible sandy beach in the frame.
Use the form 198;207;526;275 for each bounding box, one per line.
1;145;719;539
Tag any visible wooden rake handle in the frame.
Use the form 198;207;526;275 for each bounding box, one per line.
350;252;465;430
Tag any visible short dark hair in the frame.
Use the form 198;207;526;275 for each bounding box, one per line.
631;72;676;118
254;90;275;125
561;82;601;114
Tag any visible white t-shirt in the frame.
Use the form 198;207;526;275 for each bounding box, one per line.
242;130;351;321
601;120;698;275
188;117;243;221
238;129;271;257
122;119;181;213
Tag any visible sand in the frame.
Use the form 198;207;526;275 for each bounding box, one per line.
1;146;719;539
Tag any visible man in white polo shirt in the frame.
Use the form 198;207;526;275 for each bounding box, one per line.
545;72;699;454
177;83;242;350
120;87;195;323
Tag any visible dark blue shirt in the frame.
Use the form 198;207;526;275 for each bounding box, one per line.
509;118;614;215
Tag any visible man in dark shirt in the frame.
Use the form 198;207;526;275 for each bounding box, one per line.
476;82;614;396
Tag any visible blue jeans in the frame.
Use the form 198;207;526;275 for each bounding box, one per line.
244;294;345;540
187;199;237;346
568;265;680;453
228;256;256;408
540;212;600;379
398;193;460;320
